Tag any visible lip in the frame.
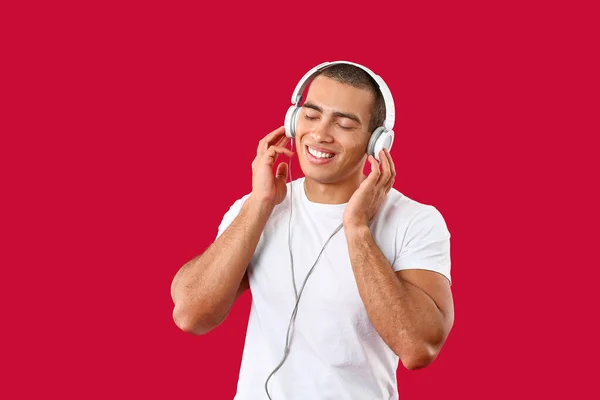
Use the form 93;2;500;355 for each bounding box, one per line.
305;144;336;154
305;145;336;165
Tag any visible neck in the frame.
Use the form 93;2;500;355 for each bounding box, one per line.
303;173;367;204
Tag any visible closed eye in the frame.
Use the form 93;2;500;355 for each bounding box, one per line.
337;124;355;131
303;114;355;130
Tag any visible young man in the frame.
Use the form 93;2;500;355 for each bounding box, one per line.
170;63;454;399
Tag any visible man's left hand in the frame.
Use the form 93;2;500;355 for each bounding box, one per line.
343;148;396;229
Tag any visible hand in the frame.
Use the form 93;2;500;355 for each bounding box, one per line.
250;126;295;208
343;149;396;229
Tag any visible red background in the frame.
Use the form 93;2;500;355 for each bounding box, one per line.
1;1;598;398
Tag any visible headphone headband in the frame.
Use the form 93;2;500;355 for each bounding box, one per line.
290;60;395;131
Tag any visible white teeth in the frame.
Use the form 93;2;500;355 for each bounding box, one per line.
308;146;334;159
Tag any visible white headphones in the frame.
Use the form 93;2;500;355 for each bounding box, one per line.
284;60;396;161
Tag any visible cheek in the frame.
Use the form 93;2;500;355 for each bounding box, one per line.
339;136;369;157
296;115;310;131
295;131;307;147
294;135;302;151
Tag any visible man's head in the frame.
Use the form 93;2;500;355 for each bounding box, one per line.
295;64;386;184
318;64;386;133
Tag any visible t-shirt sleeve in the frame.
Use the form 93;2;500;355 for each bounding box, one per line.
215;193;252;240
392;205;452;284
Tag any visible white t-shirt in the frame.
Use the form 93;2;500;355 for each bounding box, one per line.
216;177;451;400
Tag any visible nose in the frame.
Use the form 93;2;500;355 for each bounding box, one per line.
308;121;334;143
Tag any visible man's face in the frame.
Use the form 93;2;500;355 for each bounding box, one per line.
295;75;374;184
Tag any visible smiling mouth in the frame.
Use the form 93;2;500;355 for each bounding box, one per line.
306;145;335;159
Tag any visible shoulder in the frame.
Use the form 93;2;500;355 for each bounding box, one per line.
215;191;253;238
220;178;304;224
223;191;253;214
375;188;450;236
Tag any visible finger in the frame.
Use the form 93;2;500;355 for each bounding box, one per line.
257;126;286;155
275;135;290;148
276;162;288;181
378;150;392;186
264;125;286;144
364;155;380;186
384;149;395;188
383;149;395;193
385;148;396;180
261;145;295;166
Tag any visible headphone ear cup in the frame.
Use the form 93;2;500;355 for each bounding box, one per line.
367;127;384;159
284;106;300;138
368;127;394;161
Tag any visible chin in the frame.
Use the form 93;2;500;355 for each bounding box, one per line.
299;164;340;184
304;173;339;184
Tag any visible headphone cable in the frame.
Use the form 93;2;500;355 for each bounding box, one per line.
264;140;343;398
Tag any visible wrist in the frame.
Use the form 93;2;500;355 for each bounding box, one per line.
343;223;372;238
245;195;275;219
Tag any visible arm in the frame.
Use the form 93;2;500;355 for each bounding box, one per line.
170;125;294;336
170;196;273;335
342;149;453;369
345;225;454;370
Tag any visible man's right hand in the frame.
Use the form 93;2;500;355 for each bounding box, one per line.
251;125;295;208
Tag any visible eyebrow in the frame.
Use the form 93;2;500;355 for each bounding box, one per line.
302;102;362;125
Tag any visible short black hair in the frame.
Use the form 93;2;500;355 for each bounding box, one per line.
314;64;386;133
